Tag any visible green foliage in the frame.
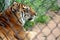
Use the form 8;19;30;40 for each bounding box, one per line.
15;0;21;3
0;0;5;12
35;15;50;23
50;2;60;11
24;21;35;30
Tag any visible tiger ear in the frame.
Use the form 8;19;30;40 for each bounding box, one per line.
13;2;17;4
11;2;18;13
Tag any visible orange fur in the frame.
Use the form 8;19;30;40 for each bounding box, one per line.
0;2;36;40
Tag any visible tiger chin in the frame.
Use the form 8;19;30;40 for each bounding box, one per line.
0;2;36;40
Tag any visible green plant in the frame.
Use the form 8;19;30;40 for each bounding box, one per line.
24;21;35;30
0;0;5;12
50;2;60;11
35;15;50;23
15;0;21;3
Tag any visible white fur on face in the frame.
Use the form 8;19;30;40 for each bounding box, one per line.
20;12;25;26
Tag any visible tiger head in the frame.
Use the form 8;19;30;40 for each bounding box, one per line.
11;2;36;26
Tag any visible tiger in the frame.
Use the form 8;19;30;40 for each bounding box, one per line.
0;2;36;40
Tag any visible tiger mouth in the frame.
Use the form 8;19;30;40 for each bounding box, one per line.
28;15;36;21
28;17;33;20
